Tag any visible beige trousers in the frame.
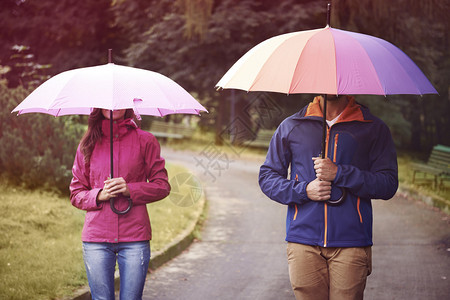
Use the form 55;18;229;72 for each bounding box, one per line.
287;242;372;300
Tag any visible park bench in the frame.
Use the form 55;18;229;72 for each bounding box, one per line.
411;144;450;189
149;120;195;140
248;129;275;148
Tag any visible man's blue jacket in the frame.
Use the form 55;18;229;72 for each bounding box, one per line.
259;96;398;247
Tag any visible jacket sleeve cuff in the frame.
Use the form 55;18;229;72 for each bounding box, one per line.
87;188;103;210
295;180;310;203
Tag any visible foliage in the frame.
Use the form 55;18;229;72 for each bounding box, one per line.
179;0;214;39
0;84;84;194
1;45;51;89
0;0;119;82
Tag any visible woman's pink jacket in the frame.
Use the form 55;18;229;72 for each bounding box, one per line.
70;118;171;243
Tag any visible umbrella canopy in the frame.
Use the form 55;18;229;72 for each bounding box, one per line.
216;26;437;96
13;63;207;117
12;62;207;214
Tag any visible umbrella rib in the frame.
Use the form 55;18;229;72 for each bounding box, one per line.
334;29;386;96
370;37;422;95
150;74;180;112
288;30;324;94
247;32;302;93
288;42;308;95
358;36;390;96
332;30;338;95
289;27;337;94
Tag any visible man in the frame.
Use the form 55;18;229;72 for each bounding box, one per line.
259;95;398;300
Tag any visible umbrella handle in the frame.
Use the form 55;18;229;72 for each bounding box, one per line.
108;110;133;215
326;187;346;205
110;198;133;215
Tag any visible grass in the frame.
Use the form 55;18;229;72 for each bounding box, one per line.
0;188;86;300
0;163;205;300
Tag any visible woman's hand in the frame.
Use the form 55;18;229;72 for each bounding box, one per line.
97;177;130;202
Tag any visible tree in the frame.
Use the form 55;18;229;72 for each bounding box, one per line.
332;0;450;150
0;0;119;86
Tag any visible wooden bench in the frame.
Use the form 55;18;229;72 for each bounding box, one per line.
248;129;275;148
149;121;195;140
411;144;450;189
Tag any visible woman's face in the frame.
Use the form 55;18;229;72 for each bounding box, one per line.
102;109;126;120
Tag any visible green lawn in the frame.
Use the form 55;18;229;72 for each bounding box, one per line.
0;163;205;300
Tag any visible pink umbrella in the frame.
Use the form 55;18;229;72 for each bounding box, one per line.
216;4;437;204
13;63;206;117
12;56;207;214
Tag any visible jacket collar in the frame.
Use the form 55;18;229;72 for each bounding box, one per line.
101;118;137;138
303;96;370;123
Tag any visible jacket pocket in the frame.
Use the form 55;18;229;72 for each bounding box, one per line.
333;133;339;162
357;197;363;223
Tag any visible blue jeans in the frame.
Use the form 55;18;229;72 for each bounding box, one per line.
82;241;151;300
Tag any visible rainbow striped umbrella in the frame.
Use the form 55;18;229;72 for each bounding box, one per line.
216;26;437;96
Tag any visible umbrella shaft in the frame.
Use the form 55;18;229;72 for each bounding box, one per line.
110;110;114;178
321;95;327;159
327;3;331;26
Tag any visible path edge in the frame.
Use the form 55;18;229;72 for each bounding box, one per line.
397;183;450;214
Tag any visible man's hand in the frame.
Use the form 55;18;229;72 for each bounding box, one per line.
306;178;332;201
312;157;337;181
97;177;130;202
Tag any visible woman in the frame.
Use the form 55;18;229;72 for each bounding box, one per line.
70;108;171;300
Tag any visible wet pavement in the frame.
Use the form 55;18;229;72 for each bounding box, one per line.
142;148;450;300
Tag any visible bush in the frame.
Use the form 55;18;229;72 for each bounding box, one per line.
0;83;84;194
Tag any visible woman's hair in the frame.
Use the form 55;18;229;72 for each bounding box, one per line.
80;108;136;164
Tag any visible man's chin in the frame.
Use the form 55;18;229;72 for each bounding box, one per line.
325;94;340;101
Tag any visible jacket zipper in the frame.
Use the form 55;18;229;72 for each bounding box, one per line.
323;128;331;247
323;130;341;247
294;174;298;220
324;203;328;247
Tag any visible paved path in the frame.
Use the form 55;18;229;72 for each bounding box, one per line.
143;148;450;300
366;193;450;299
